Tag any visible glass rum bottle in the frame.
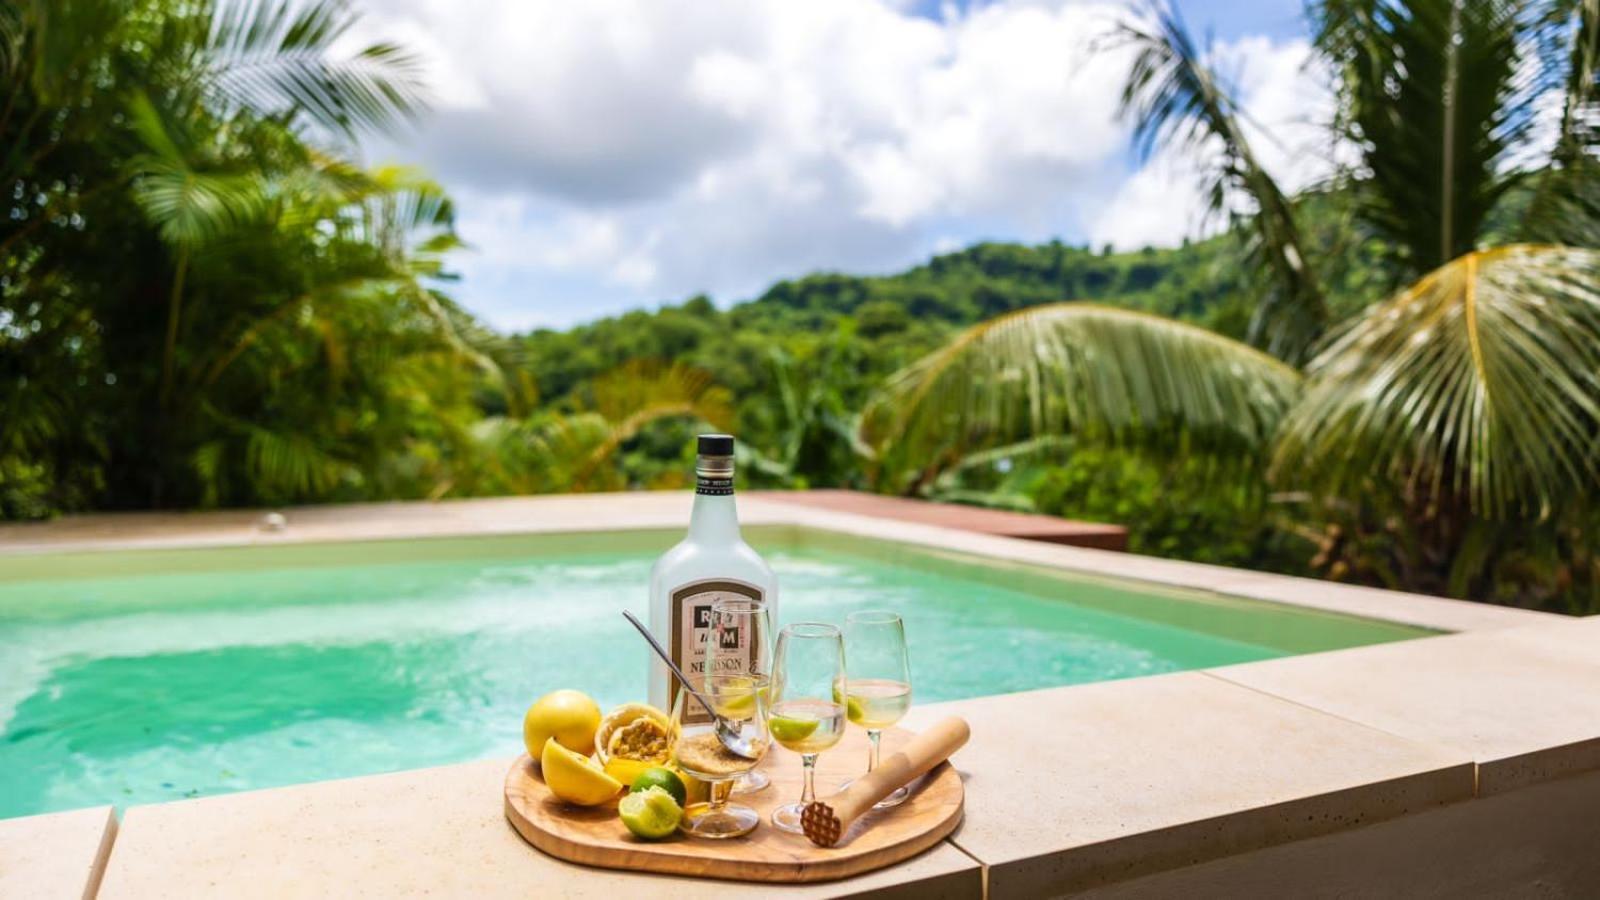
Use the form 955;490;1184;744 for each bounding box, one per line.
647;434;777;723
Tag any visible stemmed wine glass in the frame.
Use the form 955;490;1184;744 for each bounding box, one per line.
669;673;767;838
842;609;913;808
707;597;774;794
767;622;848;833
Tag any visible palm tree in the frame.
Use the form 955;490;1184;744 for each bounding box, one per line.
864;1;1600;608
1;0;506;511
1111;7;1328;363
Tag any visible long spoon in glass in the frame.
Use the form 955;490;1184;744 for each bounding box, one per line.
621;610;760;759
707;597;775;794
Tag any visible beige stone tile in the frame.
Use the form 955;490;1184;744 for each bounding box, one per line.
767;505;1554;633
898;673;1471;896
97;757;979;900
1203;575;1562;633
0;805;117;900
1212;625;1600;795
1489;613;1600;658
1081;768;1600;899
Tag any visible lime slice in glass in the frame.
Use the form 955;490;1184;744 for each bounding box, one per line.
832;684;866;724
769;714;820;744
710;675;759;718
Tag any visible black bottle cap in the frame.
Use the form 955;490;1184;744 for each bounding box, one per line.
697;434;735;456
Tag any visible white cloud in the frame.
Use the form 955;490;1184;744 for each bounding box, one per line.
355;0;1324;328
1089;35;1340;250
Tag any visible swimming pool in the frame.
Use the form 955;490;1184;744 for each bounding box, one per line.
0;527;1428;819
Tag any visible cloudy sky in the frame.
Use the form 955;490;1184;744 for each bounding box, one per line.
357;0;1330;331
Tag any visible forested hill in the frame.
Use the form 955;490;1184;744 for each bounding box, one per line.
736;237;1252;330
520;234;1262;407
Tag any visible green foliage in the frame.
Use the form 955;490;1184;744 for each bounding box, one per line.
455;360;732;497
1114;1;1329;363
1030;450;1299;570
515;234;1334;484
0;0;488;513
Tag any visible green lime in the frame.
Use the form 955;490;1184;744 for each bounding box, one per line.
769;714;820;744
832;684;866;724
630;766;687;808
619;786;683;840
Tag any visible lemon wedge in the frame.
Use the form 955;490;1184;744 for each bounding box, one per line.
541;738;622;806
602;756;655;786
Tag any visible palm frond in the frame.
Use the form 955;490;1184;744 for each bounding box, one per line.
1272;245;1600;517
344;165;458;272
520;361;732;491
939;435;1078;477
1520;0;1600;246
204;0;427;138
587;359;735;433
1111;1;1329;363
527;412;616;492
0;2;23;79
192;440;227;508
244;423;349;498
1314;0;1535;268
126;92;269;247
861;303;1303;492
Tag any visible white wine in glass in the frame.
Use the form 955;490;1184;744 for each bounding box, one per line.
842;609;913;809
767;623;847;833
769;697;845;755
842;678;912;729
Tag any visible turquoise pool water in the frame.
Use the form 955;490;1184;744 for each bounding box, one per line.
0;528;1426;819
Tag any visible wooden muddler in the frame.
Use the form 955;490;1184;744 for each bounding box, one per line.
801;716;970;847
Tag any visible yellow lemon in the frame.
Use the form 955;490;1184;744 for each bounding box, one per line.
602;756;655;786
524;690;602;758
540;738;622;806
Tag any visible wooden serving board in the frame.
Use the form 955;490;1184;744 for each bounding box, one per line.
503;725;963;883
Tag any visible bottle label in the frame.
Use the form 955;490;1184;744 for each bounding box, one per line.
695;474;733;496
670;579;762;725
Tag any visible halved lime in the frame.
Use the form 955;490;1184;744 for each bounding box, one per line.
618;786;683;840
769;714;820;744
631;766;687;808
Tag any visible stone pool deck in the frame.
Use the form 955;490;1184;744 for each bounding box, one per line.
3;491;1594;897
